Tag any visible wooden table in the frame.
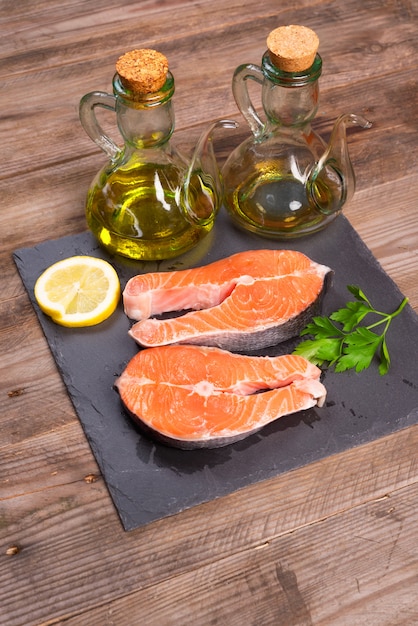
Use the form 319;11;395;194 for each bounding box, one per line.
2;1;418;624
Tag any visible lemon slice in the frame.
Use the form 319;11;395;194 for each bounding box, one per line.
34;256;120;327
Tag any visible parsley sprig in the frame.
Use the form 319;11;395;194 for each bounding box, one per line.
293;285;408;375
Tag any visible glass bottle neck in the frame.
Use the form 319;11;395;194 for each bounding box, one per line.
261;52;322;128
112;72;175;148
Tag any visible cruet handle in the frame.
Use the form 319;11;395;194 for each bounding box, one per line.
79;92;121;160
232;64;265;139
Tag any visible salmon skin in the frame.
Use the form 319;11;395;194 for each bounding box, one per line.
115;345;326;449
124;250;332;352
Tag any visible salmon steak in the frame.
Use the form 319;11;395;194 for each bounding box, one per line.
124;249;331;351
115;345;327;449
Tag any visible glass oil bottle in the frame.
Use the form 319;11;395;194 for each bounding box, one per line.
79;49;235;260
222;26;371;238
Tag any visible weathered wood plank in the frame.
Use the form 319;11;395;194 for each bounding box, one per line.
2;1;418;625
346;174;418;308
56;480;418;626
2;424;418;625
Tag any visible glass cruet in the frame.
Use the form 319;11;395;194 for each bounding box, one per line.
79;49;235;261
222;25;371;238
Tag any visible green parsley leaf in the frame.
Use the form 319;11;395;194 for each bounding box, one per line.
300;315;343;339
347;284;373;306
379;338;390;376
293;285;408;376
337;328;382;373
330;301;371;331
344;326;381;349
294;336;343;366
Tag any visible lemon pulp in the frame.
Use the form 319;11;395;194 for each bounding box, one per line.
34;256;120;327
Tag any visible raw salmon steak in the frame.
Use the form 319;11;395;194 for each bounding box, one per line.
115;345;326;449
124;250;331;351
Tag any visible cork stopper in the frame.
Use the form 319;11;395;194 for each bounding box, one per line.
267;25;319;72
115;49;169;94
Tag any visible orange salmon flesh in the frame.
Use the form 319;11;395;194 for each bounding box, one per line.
115;345;327;449
124;250;332;352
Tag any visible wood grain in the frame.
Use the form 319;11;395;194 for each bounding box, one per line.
2;424;418;625
56;481;418;625
1;0;418;624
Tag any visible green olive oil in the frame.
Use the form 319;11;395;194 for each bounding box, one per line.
224;164;335;238
86;162;215;260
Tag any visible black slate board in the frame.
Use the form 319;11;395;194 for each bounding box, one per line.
14;212;418;531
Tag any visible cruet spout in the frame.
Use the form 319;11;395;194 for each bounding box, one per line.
182;119;238;224
308;113;372;215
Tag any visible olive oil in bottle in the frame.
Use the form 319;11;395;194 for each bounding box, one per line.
86;161;215;260
222;25;371;238
80;49;226;260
